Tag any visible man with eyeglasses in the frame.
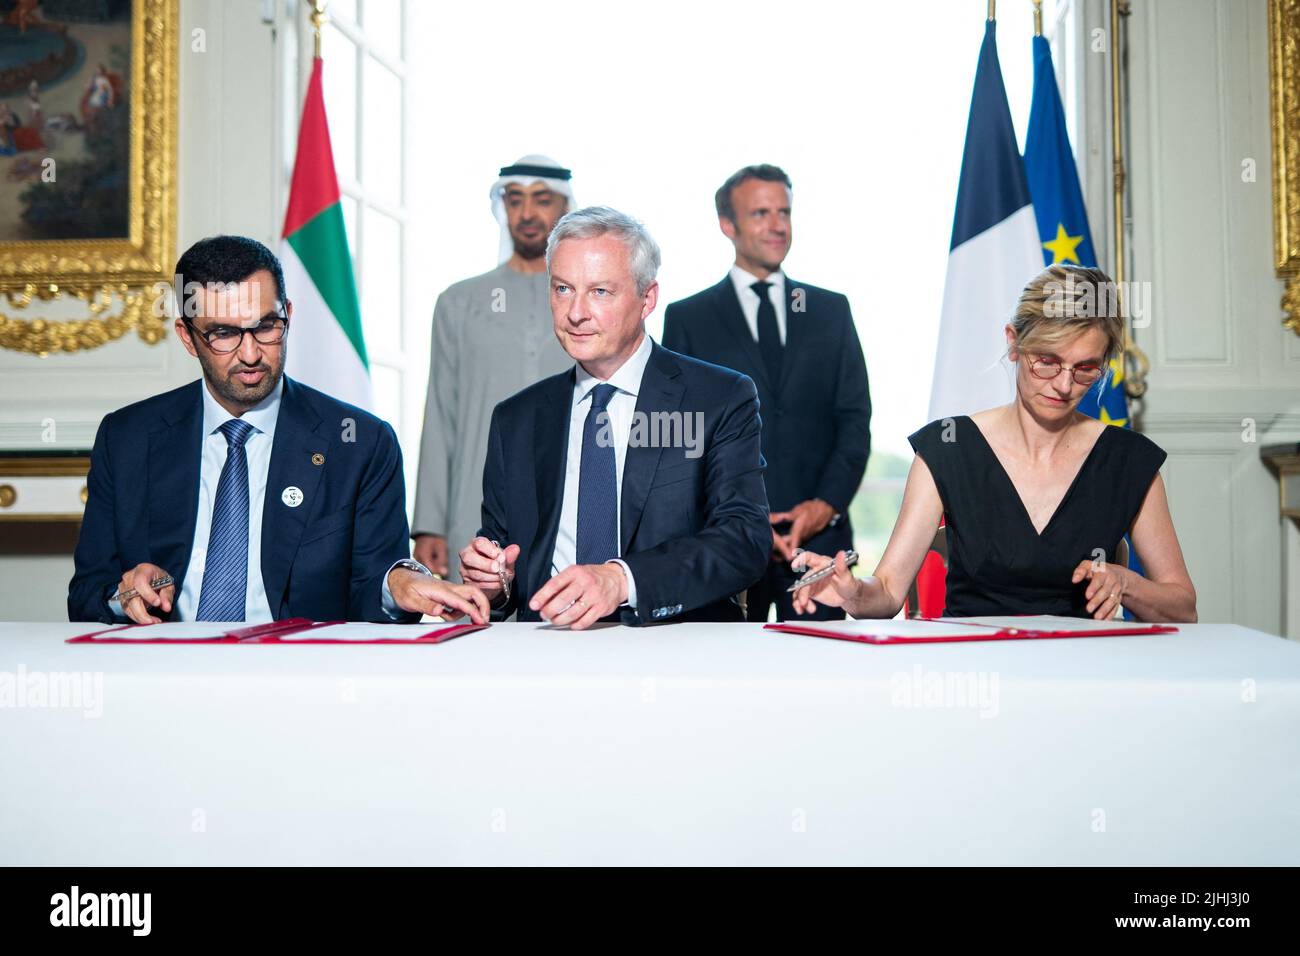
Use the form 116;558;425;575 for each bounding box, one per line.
68;235;489;626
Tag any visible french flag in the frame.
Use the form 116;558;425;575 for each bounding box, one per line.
928;18;1044;421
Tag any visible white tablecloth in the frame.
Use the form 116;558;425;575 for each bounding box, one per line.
2;620;1298;865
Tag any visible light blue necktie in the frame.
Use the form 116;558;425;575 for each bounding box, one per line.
576;383;619;565
195;418;256;621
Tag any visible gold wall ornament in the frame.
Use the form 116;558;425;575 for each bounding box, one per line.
1271;0;1300;335
0;0;178;355
0;284;166;356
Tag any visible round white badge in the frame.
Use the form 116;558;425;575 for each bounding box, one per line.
281;486;304;508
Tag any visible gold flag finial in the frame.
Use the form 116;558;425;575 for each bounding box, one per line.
1033;0;1043;35
311;0;328;59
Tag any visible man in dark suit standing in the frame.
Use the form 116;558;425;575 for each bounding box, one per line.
662;165;871;622
69;235;488;626
459;206;770;628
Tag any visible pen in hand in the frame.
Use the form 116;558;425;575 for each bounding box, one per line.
786;550;859;592
112;574;174;605
491;540;511;604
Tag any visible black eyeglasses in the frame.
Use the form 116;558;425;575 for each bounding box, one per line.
186;313;288;354
1029;356;1104;386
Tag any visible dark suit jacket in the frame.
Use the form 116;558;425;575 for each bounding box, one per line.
662;276;871;556
478;340;771;625
68;376;416;624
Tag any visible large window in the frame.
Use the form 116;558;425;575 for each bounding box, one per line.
287;0;1083;572
288;0;417;500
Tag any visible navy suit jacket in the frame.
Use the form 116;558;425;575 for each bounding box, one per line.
68;376;416;624
662;276;871;556
478;340;771;625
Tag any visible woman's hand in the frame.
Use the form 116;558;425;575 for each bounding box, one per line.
790;549;863;616
1071;558;1128;620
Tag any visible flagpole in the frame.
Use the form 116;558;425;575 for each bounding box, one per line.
1033;0;1042;36
311;0;328;59
1110;0;1149;399
988;0;995;20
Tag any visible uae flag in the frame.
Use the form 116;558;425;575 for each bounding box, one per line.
282;57;371;410
928;18;1044;420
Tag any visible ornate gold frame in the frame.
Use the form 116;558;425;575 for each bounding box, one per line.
1272;0;1300;335
0;0;177;355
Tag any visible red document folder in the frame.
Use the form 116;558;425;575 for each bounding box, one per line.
66;619;487;644
764;615;1178;645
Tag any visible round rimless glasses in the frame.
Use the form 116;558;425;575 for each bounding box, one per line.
1028;356;1104;386
186;314;288;354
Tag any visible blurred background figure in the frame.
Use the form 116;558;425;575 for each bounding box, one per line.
412;155;576;581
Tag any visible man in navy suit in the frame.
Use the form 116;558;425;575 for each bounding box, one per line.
458;207;770;627
662;165;871;622
69;235;488;626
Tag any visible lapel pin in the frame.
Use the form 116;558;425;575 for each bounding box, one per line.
311;452;325;466
282;486;304;508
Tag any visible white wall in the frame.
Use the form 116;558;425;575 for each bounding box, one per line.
0;0;286;620
1121;0;1300;635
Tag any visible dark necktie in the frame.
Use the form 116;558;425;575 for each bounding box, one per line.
576;383;619;565
751;279;783;385
195;418;255;621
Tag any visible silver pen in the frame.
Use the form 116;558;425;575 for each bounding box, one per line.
787;550;859;592
112;574;175;604
491;540;511;604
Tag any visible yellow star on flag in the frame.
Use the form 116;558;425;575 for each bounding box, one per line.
1042;223;1084;264
1098;405;1128;428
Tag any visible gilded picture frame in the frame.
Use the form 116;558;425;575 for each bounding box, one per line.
0;0;176;355
1272;0;1300;335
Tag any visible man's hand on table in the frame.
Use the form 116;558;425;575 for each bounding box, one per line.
387;567;489;624
529;563;626;630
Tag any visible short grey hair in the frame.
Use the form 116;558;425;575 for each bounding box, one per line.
545;205;661;296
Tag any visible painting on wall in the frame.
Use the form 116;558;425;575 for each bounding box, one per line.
0;0;175;355
0;0;135;241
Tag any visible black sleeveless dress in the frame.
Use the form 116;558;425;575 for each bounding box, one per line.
907;416;1167;618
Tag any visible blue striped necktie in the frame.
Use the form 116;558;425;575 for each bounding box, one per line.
576;383;619;565
195;418;256;621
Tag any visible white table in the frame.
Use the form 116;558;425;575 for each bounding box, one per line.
2;621;1298;865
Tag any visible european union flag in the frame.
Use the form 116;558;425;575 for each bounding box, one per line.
1025;33;1141;600
1024;33;1130;428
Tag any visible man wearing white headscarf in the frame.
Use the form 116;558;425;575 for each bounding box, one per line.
412;156;576;581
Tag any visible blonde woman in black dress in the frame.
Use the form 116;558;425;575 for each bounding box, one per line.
792;264;1197;622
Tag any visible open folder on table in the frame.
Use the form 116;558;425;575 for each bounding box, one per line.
764;615;1178;645
66;618;488;644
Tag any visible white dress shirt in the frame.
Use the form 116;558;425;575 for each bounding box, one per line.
729;264;787;346
549;333;655;608
175;377;282;621
112;376;406;622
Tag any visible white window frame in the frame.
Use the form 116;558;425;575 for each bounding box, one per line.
283;0;419;508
